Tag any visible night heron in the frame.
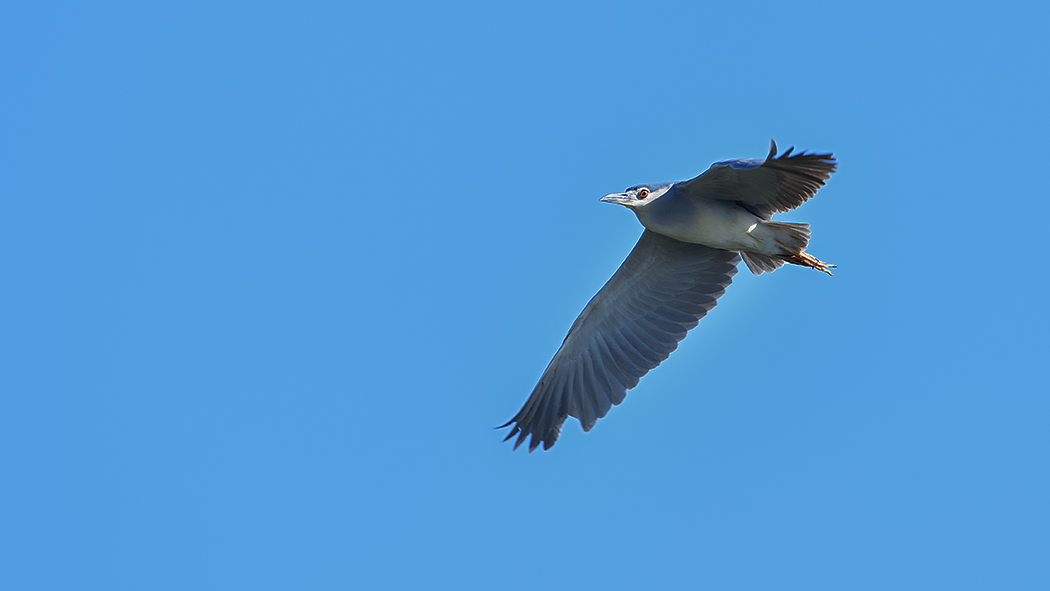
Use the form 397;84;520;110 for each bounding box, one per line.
500;140;837;451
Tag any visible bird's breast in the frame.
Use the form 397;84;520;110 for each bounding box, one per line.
635;196;762;252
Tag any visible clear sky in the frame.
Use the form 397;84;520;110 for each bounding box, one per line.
3;1;1048;589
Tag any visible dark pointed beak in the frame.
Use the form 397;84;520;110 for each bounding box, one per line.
599;192;632;205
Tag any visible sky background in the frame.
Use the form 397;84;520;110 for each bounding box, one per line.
3;1;1049;589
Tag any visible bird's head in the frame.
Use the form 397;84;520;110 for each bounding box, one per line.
599;183;672;208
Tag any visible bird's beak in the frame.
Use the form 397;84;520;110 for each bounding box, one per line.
599;192;632;205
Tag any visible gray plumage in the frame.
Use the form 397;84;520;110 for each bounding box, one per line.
681;141;837;218
501;140;836;451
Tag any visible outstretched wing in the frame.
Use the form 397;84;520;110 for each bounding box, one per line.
500;231;740;452
679;140;837;219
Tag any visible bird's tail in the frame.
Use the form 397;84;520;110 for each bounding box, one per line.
740;221;834;276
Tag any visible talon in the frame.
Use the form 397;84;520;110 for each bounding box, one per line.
782;250;834;275
798;251;834;275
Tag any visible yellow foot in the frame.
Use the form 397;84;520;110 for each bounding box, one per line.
785;251;835;275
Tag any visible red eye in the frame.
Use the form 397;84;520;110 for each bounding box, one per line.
638;189;649;199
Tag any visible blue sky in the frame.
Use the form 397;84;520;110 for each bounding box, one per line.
3;1;1049;589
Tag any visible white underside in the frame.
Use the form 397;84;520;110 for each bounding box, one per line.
634;198;779;255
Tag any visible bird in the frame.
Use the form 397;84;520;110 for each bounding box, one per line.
500;140;837;452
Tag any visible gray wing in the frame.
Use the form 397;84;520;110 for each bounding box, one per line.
679;140;837;219
500;230;740;452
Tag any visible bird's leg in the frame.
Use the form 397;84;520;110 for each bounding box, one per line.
777;244;835;276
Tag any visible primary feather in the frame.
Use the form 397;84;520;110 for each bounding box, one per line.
499;231;739;451
680;140;836;219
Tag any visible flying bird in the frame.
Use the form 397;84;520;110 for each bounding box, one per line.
500;140;837;452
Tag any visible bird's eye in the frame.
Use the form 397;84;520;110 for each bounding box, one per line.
638;188;649;199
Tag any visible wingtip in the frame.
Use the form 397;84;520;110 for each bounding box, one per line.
513;430;528;450
768;139;777;160
500;420;562;452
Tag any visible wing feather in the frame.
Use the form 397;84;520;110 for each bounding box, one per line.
595;336;635;390
500;230;740;451
679;140;836;218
